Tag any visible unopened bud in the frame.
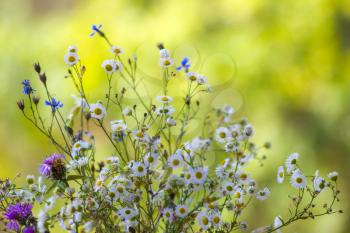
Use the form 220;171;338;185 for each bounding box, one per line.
17;100;25;111
39;73;47;85
32;96;40;105
33;62;41;73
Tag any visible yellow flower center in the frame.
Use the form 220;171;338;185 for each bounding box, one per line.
117;186;124;193
202;217;209;225
163;59;171;66
135;131;143;138
94;108;102;115
195;172;203;179
147;156;154;163
189;75;197;81
68;56;76;62
213;216;220;224
105;64;113;71
172;159;180;166
296;177;303;184
137;166;144;173
179;208;186;214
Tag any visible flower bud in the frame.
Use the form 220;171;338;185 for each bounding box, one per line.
33;62;41;73
26;175;35;185
39;73;47;85
17;100;25;111
33;96;40;105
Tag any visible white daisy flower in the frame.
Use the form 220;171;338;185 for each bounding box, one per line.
114;183;127;198
285;153;299;173
144;153;159;167
132;129;148;141
328;171;338;182
118;207;138;220
37;210;49;233
160;57;174;68
190;167;208;185
168;153;183;169
277;166;285;184
94;178;104;192
191;137;211;151
290;169;306;189
239;221;249;231
237;171;251;184
197;211;211;230
105;156;119;165
224;141;239;153
110;45;124;55
162;208;174;221
223;105;235;115
67;45;78;53
166;117;177;126
72;140;89;152
175;205;189;218
186;72;199;82
90;103;106;120
222;181;235;195
155;106;175;115
233;187;244;200
256;187;270;201
156;95;173;104
132;162;147;177
313;176;326;193
72;95;88;108
68;157;89;170
110;120;127;132
246;185;256;196
197;74;207;85
215;127;230;143
83;221;94;232
101;59;117;74
159;49;170;58
243;124;254;138
122;106;132;116
64;52;79;66
74;211;82;223
273;216;283;233
45;196;56;211
210;212;222;228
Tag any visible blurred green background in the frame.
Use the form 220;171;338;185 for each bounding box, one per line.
0;0;349;232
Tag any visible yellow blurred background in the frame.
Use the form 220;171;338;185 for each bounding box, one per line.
0;0;349;232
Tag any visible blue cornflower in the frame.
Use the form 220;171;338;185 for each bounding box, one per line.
21;80;34;95
45;97;63;111
176;57;191;72
89;24;103;37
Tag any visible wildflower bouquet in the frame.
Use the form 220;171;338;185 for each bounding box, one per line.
0;25;342;233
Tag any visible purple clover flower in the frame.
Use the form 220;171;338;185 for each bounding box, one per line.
3;203;33;232
39;153;65;177
21;80;34;95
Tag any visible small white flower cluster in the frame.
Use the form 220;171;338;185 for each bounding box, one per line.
5;26;341;233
